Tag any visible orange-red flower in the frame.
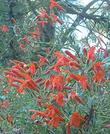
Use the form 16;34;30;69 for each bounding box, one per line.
38;55;48;66
5;61;38;93
46;75;65;91
93;70;105;82
47;115;63;127
66;122;71;134
53;51;80;71
45;104;62;118
29;104;63;127
29;110;45;120
69;61;80;69
65;50;79;62
79;75;89;90
36;8;50;19
69;73;89;90
50;0;64;11
29;27;40;39
30;104;62;119
54;51;64;58
92;61;104;72
83;48;87;57
53;92;65;106
69;73;81;81
69;112;85;127
87;46;95;61
50;51;70;72
22;36;30;44
92;61;106;82
28;63;37;76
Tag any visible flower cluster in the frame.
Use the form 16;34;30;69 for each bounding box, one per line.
4;44;107;134
5;60;38;94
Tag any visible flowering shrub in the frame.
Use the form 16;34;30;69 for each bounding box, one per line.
3;46;110;133
0;0;110;134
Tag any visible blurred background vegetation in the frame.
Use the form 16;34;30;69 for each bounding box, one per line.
0;0;110;65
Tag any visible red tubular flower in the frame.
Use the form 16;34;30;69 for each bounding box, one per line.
93;70;105;82
22;36;30;44
5;61;38;93
10;69;31;79
35;78;43;83
44;78;51;89
87;46;95;61
47;115;63;127
26;79;37;89
36;9;50;19
50;0;64;11
54;51;64;58
65;50;79;62
29;104;63;127
53;92;65;106
79;75;89;90
56;56;70;66
51;51;70;72
69;61;80;69
83;48;87;57
29;110;45;120
50;75;65;91
17;41;26;49
69;91;84;104
69;73;89;90
38;55;48;66
28;63;36;76
66;122;71;134
16;87;25;94
92;61;104;72
64;86;72;90
69;73;81;81
30;27;40;39
69;112;85;127
45;104;62;117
